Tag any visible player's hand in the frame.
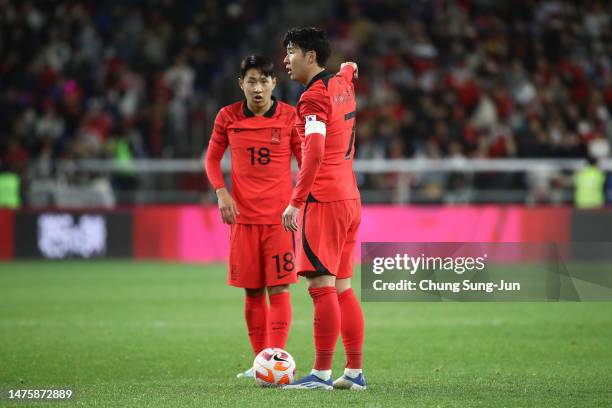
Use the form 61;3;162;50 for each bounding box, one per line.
216;188;239;224
340;61;358;78
282;205;300;232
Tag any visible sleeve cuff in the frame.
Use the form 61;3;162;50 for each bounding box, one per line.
290;199;304;209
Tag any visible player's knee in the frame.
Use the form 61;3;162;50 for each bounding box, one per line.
335;278;352;294
267;285;289;295
245;288;265;297
305;273;336;288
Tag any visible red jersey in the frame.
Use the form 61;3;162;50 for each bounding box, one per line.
205;98;302;224
290;65;360;208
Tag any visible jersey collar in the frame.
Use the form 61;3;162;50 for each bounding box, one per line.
243;96;278;118
305;70;332;90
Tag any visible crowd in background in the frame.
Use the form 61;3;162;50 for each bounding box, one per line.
0;0;279;169
1;0;612;203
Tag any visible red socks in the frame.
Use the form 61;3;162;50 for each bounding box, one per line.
244;294;268;355
268;292;292;349
245;292;293;355
246;287;363;371
308;286;341;370
338;288;364;369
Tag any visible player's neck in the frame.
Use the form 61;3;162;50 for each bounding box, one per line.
303;67;325;87
247;99;272;116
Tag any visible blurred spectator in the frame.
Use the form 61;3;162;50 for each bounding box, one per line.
164;53;195;156
0;164;20;208
77;99;113;156
574;156;605;208
1;138;29;174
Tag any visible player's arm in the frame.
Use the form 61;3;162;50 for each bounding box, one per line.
204;110;239;224
282;97;328;231
290;116;325;208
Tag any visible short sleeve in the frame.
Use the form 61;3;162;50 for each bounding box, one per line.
298;89;331;124
209;108;229;149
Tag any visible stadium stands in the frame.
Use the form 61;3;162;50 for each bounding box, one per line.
1;0;611;205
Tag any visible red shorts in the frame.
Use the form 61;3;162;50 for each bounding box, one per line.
228;224;299;289
297;198;361;279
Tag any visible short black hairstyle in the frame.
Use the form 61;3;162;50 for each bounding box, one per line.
240;55;275;78
283;26;331;67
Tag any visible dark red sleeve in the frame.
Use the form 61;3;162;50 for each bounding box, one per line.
289;94;329;208
290;132;324;208
204;109;229;191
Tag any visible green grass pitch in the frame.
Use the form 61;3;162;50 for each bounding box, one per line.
1;261;611;407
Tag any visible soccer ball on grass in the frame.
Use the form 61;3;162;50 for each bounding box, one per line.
253;348;296;387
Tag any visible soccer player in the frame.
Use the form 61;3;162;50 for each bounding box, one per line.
280;27;366;390
205;55;302;378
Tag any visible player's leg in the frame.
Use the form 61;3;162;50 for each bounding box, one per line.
333;278;366;389
237;287;268;378
266;284;291;349
333;199;366;390
284;272;338;390
307;272;340;380
284;200;344;390
244;287;269;356
262;225;299;350
228;224;268;378
336;279;364;373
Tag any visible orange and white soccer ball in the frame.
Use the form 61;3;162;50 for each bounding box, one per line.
253;348;297;387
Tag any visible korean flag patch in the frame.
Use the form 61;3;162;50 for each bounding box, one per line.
271;128;281;144
304;114;326;136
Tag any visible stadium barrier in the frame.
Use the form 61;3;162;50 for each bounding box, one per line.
24;158;612;206
3;205;609;262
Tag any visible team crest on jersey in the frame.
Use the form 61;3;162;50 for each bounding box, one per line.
305;115;317;122
271;128;281;144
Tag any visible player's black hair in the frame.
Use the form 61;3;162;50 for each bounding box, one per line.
240;55;275;78
283;26;331;67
